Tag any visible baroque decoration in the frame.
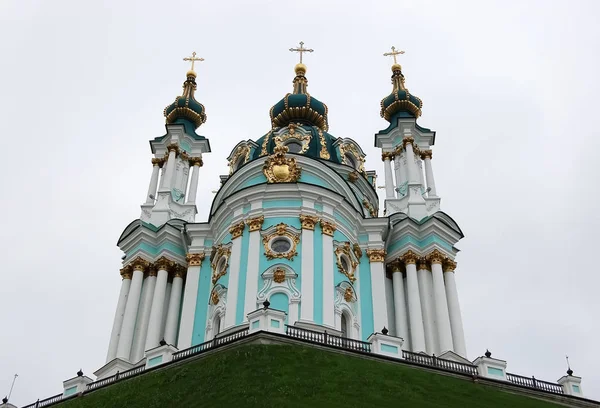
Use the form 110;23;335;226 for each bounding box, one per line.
334;242;359;282
262;223;300;261
210;245;231;284
339;142;366;174
228;145;251;174
186;253;205;267
262;144;302;183
246;215;265;232
366;249;386;263
299;214;319;230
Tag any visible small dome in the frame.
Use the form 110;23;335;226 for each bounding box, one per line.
164;71;207;129
270;64;328;131
380;65;423;121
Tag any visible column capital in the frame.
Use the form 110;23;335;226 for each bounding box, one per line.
320;219;337;236
229;221;246;239
166;143;179;153
399;250;419;265
151;158;165;168
388;260;405;273
186;253;205;267
420;150;433;160
417;257;431;271
173;264;187;278
246;215;265;232
426;249;445;265
154;256;174;271
366;249;386;263
402;136;415;147
120;266;133;280
130;257;149;272
381;151;395;161
299;214;320;231
189;157;203;167
443;259;457;272
147;264;158;277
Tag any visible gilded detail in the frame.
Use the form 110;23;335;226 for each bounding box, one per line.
352;243;363;260
362;198;378;218
388;260;404;273
147;265;157;277
151;157;165;168
400;250;419;265
273;268;286;283
426;249;445;265
344;287;355;303
131;257;149;272
173;264;187;279
229;221;246;239
318;129;330;159
120;266;133;280
340;142;366;174
246;215;265;232
154;256;174;272
381;151;395;161
228;145;251;174
210;289;219;305
418;257;431;271
260;131;272;157
402;136;415;148
348;171;358;183
189;156;203;167
263;223;300;261
366;249;386;263
420;150;433;160
299;214;319;231
167;143;180;153
335;242;358;282
211;245;231;284
263;145;302;183
319;220;337;236
443;259;457;273
186;253;205;267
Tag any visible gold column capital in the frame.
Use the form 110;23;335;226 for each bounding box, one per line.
402;136;415;147
189;157;203;167
399;250;419;265
147;264;158;277
229;221;246;239
130;257;149;272
319;219;337;236
443;259;457;272
388;260;405;273
173;264;187;278
120;265;133;280
186;253;205;267
167;143;179;153
154;256;174;271
151;157;165;168
420;150;433;160
366;248;386;263
417;257;431;271
381;151;395;161
426;249;445;265
246;215;265;232
299;214;320;231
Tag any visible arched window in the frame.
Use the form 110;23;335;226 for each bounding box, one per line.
345;153;357;168
285;141;303;153
214;315;222;336
341;313;349;338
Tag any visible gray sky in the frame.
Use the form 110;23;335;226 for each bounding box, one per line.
1;0;599;404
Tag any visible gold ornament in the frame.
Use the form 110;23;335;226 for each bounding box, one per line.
348;171;358;183
229;221;246;239
319;220;337;236
388;260;404;273
173;264;187;279
154;256;174;272
120;266;133;280
167;143;180;153
260;131;272;157
210;289;220;305
151;157;165;168
299;214;319;231
186;253;205;267
335;242;358;282
417;257;431;271
263;223;300;261
273;268;286;283
352;243;363;260
420;150;433;160
211;245;231;284
246;215;265;232
344;287;355;302
130;257;149;272
189;157;203;167
318;129;330;159
402;136;415;148
339;142;366;174
426;249;445;265
147;264;158;277
263;145;302;183
228;145;251;174
381;151;395;161
362;198;378;218
443;259;457;273
400;250;419;265
366;249;386;263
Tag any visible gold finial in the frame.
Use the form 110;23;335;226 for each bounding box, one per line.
289;41;314;64
183;51;204;73
383;46;405;70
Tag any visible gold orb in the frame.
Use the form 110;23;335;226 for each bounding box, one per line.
186;70;197;77
391;64;402;72
295;63;307;75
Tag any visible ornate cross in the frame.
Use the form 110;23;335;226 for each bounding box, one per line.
383;46;405;65
183;51;204;71
289;41;313;64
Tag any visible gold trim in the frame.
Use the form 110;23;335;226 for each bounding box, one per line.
131;257;149;272
426;249;445;265
335;242;358;282
420;150;433;160
320;220;336;236
173;264;187;279
381;151;395;161
167;143;180;154
189;156;203;167
186;253;205;267
210;288;220;305
211;245;231;284
340;142;366;174
417;257;431;271
273;267;286;283
318;129;330;159
228;145;251;174
443;259;457;273
352;243;363;260
366;249;386;263
260;131;272;157
299;214;319;231
400;250;419;265
229;221;245;239
388;260;405;273
151;158;165;168
362;198;377;218
120;266;133;280
154;256;174;272
402;136;415;148
344;286;355;302
263;145;302;183
263;223;300;261
147;264;157;277
246;215;265;232
348;171;358;183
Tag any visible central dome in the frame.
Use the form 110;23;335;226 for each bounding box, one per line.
270;64;329;131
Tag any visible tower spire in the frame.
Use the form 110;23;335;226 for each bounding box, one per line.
183;51;204;75
288;41;313;95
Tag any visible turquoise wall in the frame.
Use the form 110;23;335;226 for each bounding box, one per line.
240;174;267;188
263;199;302;208
358;255;374;340
299;173;331;189
270;292;290;319
191;259;213;345
387;234;453;254
235;227;251;324
125;241;185;260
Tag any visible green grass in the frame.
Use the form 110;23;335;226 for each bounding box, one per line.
60;345;560;408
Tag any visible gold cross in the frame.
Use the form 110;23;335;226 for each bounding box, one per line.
383;46;405;65
289;41;314;64
183;51;204;71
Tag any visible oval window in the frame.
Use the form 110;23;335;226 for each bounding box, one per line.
271;237;292;253
345;153;357;168
285;141;303;153
340;255;351;273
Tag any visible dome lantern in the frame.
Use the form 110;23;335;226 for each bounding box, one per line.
380;47;423;121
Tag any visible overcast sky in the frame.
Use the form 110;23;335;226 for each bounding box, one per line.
1;0;599;405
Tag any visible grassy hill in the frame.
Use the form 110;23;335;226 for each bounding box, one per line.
59;344;560;408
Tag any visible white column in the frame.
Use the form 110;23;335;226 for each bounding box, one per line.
164;266;184;345
299;215;318;321
244;216;264;318
417;261;438;354
393;154;405;198
444;261;467;357
145;260;170;350
161;281;172;335
417;158;426;191
422;151;437;196
146;161;161;204
391;267;409;348
116;261;146;361
321;220;336;328
367;249;388;333
382;152;395;199
402;252;426;353
429;252;454;353
106;270;132;362
177;253;205;350
224;222;244;328
130;271;156;362
186;159;201;204
403;138;417;184
159;147;177;190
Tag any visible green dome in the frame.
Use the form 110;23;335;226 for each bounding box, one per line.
270;64;329;131
164;71;207;129
380;65;423;121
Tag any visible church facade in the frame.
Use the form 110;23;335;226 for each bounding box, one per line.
103;45;469;374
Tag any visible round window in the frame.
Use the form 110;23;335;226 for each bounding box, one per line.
285;141;303;153
271;237;292;253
